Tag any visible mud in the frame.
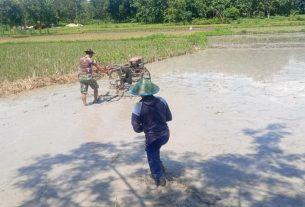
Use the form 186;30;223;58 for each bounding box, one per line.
1;46;305;207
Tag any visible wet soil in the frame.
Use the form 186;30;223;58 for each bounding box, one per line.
1;46;305;206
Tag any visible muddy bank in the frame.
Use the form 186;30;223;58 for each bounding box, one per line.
1;47;305;206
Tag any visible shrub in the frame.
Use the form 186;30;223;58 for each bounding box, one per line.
224;7;240;20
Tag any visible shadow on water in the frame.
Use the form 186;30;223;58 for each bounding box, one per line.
15;123;305;206
15;140;149;207
170;123;305;207
86;89;135;105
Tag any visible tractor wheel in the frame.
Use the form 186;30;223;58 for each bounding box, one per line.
109;69;124;90
141;67;151;79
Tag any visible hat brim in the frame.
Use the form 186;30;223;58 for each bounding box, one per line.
129;85;160;96
84;51;95;54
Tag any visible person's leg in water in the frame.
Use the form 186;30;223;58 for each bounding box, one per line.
90;79;99;104
146;136;169;186
80;83;88;106
93;88;98;103
81;93;87;106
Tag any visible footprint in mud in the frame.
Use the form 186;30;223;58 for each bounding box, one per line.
156;184;221;206
138;169;221;206
185;186;221;206
138;167;179;186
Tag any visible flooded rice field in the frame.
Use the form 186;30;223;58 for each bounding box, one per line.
208;33;305;48
1;43;305;206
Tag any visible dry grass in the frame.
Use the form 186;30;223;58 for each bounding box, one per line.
0;73;78;97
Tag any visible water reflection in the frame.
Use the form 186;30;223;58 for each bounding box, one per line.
149;48;305;145
148;48;305;82
149;48;305;109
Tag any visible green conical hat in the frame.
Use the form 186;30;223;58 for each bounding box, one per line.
129;78;160;96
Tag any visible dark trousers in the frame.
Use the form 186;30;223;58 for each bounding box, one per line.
145;136;169;181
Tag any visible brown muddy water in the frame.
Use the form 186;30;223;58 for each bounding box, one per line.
1;47;305;207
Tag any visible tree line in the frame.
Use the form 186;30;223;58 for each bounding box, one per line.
0;0;304;27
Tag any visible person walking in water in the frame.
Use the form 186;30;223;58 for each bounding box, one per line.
129;78;172;187
78;48;100;106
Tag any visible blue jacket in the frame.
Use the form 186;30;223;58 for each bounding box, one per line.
131;95;172;146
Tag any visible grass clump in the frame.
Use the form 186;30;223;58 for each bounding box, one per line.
187;32;207;48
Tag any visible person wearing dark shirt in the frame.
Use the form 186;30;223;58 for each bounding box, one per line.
129;78;172;187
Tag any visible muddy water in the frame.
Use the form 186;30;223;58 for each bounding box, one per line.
1;48;305;207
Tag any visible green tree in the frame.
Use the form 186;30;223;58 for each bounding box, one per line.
0;0;23;26
53;0;75;22
52;0;89;23
132;0;167;23
109;0;134;22
165;0;192;23
206;0;230;19
250;0;265;17
189;0;208;18
89;0;110;21
2;0;304;27
223;7;240;19
233;0;252;17
273;0;300;16
299;0;305;14
22;0;57;26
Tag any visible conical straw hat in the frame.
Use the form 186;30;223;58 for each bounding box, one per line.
129;78;160;96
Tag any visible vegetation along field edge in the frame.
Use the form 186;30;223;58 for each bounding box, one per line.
0;32;207;97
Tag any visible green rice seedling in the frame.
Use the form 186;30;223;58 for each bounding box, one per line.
0;33;207;84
